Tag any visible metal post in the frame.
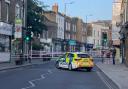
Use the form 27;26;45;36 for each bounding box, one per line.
85;15;92;52
31;40;32;60
85;16;87;52
22;0;27;62
52;43;53;58
64;2;74;15
64;3;66;15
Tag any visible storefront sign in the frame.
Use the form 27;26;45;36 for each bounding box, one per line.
0;22;12;35
69;40;76;45
0;52;10;62
15;19;22;38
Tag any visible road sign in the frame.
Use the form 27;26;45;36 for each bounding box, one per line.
15;19;22;38
69;40;76;45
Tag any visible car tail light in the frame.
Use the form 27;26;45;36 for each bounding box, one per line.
75;58;81;61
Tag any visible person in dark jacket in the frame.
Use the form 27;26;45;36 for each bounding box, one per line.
111;47;116;65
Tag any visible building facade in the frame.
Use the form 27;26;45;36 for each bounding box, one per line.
87;21;112;50
119;0;128;65
0;0;25;62
44;4;65;52
81;22;87;52
64;16;72;52
112;0;122;45
40;16;57;52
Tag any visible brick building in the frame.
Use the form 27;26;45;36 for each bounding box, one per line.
0;0;25;62
44;3;65;52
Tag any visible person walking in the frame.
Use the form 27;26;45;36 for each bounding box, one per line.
111;46;116;65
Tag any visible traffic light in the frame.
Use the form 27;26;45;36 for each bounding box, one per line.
103;38;107;42
25;30;31;42
102;33;107;46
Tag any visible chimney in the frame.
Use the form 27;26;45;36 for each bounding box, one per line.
52;3;58;13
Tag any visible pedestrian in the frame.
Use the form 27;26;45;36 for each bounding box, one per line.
101;50;104;63
111;46;116;65
28;54;31;63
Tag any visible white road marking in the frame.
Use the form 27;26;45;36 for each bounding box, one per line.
48;70;52;74
22;81;35;89
97;71;114;89
21;70;52;89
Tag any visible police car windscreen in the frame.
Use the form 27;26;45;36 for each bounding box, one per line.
77;54;90;58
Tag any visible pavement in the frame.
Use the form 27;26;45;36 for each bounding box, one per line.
0;58;50;71
96;60;128;89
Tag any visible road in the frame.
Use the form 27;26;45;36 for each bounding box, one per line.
0;59;115;89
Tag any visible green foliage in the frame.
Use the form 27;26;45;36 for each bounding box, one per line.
27;0;48;34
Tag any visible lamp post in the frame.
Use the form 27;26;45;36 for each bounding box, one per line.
85;15;92;52
22;0;27;62
63;1;74;52
64;1;74;15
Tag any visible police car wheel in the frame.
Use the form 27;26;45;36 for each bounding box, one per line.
56;62;60;69
68;64;72;70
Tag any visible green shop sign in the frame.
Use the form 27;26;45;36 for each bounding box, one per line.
69;40;76;45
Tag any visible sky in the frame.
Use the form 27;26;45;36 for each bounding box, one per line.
40;0;113;22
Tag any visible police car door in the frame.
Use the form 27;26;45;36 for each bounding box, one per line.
59;54;68;68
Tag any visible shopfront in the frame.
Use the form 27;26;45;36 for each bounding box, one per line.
0;22;12;62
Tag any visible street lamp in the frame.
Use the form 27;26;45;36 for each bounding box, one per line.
85;15;92;51
85;15;92;24
64;1;74;15
22;0;27;61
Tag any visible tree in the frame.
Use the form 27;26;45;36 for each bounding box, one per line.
27;0;48;35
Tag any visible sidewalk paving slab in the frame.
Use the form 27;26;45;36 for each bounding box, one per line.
96;62;128;89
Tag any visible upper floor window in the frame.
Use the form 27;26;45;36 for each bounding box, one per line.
74;25;76;32
94;30;96;37
66;22;68;30
0;1;1;19
98;31;100;37
68;23;70;31
15;4;20;19
5;2;9;22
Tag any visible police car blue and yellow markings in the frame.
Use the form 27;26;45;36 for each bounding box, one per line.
56;52;94;69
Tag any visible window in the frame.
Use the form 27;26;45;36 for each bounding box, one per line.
72;25;74;31
15;4;20;18
75;25;77;32
98;31;100;37
67;53;74;58
66;22;68;30
82;27;84;32
5;2;9;22
77;54;90;58
21;7;23;19
82;36;85;42
94;30;95;37
68;23;70;31
0;1;1;19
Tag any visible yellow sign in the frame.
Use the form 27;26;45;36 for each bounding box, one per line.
15;19;22;25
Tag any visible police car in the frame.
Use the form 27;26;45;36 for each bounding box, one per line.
55;52;94;72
